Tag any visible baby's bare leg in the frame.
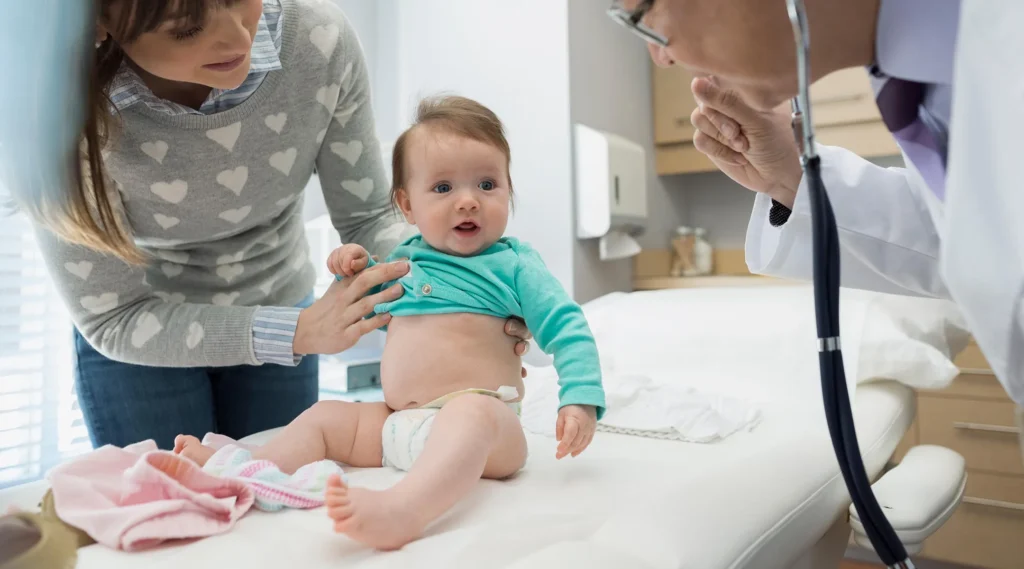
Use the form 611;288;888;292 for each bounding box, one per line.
327;394;526;550
176;401;391;474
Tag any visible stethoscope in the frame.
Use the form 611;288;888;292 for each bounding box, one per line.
786;0;914;567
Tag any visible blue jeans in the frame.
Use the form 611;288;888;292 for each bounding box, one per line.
73;295;318;450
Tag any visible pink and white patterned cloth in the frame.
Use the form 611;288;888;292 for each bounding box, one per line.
47;440;255;551
199;434;346;512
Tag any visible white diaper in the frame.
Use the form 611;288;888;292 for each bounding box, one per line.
381;386;521;471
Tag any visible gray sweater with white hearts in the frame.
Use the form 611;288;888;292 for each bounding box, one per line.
33;0;412;367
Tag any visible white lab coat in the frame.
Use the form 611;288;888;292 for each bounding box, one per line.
745;1;1024;406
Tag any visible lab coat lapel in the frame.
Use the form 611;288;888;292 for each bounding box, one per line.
941;0;1024;405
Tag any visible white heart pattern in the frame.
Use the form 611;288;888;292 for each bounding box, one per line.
292;255;307;271
145;238;184;248
131;312;163;348
334;103;359;128
153;291;186;303
140;141;168;164
264;112;287;134
216;251;244;265
309;24;339;58
154;214;180;230
269;148;298;176
219;206;252;224
161;263;184;278
217;263;244;283
80;293;118;315
257;231;279;248
155;250;189;264
316;84;341;111
150;180;188;204
65;261;93;281
259;279;276;296
375;223;409;243
216;166;249;196
206;122;242;152
330;140;363;166
341;178;374;201
339;61;354;91
276;194;298;208
212;291;241;306
186;322;204;349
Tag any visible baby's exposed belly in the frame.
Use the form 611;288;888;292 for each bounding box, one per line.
380;313;525;410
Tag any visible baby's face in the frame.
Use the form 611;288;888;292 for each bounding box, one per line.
396;128;511;256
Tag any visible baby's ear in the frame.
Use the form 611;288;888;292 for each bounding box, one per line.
394;189;415;224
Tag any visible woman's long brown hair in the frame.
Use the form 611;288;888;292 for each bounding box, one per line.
16;0;230;265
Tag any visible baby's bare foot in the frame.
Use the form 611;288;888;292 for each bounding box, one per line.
325;474;426;551
173;435;216;467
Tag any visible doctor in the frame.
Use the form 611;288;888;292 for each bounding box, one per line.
610;0;1024;437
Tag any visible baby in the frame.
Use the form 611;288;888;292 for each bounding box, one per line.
175;95;605;551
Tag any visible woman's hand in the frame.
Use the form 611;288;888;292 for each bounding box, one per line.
505;318;532;378
293;260;410;355
690;76;803;208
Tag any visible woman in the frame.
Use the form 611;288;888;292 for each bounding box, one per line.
10;0;530;450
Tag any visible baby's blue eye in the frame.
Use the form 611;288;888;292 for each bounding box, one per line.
479;180;495;191
433;183;452;193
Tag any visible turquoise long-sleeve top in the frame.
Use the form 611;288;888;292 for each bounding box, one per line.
338;235;605;418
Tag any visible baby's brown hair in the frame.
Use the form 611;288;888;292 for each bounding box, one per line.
390;95;514;209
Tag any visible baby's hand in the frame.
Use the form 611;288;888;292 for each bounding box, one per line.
555;405;597;459
328;244;370;277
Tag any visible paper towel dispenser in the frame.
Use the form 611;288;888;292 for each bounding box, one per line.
573;123;647;240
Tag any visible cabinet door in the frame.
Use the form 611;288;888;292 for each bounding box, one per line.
652;64;697;145
808;67;882;127
654;65;881;143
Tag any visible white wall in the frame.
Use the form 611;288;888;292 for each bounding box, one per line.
385;0;577;291
567;0;682;303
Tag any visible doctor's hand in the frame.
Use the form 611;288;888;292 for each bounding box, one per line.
690;77;803;209
556;405;597;459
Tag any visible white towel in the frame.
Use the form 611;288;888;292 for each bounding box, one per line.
521;359;761;443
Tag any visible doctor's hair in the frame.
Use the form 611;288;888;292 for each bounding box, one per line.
14;0;238;266
390;95;515;209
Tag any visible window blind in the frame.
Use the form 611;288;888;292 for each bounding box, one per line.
0;212;89;489
0;207;369;489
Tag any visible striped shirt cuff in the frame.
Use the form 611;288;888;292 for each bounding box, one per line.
252;306;303;366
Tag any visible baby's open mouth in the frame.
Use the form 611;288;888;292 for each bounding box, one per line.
454;221;480;235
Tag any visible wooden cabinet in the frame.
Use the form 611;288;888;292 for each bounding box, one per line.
651;64;900;176
891;341;1024;569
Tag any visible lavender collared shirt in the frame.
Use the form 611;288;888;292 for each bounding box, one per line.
870;0;962;195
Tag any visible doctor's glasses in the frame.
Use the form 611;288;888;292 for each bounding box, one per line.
607;0;668;47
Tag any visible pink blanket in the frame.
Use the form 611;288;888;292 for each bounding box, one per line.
48;441;254;551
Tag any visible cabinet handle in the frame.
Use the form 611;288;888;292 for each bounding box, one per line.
953;422;1021;435
675;117;690;127
963;496;1024;512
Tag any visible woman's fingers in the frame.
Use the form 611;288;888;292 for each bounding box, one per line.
693;130;747;166
340;282;403;325
345;261;409;298
350;312;392;338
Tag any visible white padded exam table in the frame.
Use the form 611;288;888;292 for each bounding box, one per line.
1;287;960;569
